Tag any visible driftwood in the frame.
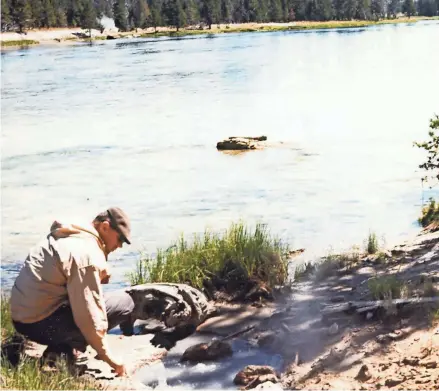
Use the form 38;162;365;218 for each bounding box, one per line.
221;325;255;341
321;297;439;315
122;283;218;335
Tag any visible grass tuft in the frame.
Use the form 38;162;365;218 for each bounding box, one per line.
366;232;379;255
128;221;290;290
419;198;439;228
1;295;96;390
368;275;409;300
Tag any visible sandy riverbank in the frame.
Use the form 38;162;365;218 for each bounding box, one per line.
1;17;438;48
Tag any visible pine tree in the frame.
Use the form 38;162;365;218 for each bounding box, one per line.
11;0;32;32
29;0;42;27
355;0;371;18
200;0;219;28
370;0;384;19
149;0;161;30
402;0;416;15
345;0;357;18
220;0;232;23
290;0;306;19
1;0;12;30
248;0;259;20
130;0;150;27
113;0;128;30
315;0;332;19
387;0;399;17
163;0;186;29
258;0;269;21
67;0;81;25
56;6;68;25
269;0;282;20
80;0;97;34
184;0;199;26
42;0;57;26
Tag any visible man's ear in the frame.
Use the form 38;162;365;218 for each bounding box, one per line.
100;220;111;233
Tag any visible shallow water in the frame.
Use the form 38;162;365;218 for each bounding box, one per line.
135;334;284;390
2;21;439;291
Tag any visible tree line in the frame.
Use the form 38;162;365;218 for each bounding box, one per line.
1;0;438;33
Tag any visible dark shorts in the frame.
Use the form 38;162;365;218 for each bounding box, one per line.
13;289;135;350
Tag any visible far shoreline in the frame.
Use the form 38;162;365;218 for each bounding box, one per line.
1;17;438;50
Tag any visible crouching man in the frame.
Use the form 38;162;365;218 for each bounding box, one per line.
10;207;136;377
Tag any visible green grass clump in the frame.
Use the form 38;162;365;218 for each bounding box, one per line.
366;232;379;255
419;198;439;228
1;40;39;47
1;296;96;390
1;355;96;390
129;222;290;290
368;276;409;300
1;295;14;344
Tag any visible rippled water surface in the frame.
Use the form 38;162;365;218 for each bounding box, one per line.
2;22;439;290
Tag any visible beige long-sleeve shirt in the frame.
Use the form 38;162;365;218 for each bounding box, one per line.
10;221;113;362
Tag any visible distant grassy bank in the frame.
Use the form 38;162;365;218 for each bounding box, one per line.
0;39;39;47
1;17;438;48
140;16;439;38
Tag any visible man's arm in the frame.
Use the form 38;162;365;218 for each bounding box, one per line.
67;261;126;376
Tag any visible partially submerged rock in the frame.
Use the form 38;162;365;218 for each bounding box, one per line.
180;339;232;363
217;136;268;151
123;283;218;335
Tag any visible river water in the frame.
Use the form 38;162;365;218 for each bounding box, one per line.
2;21;439;292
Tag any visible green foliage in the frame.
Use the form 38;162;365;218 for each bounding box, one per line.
418;198;439;227
10;0;32;32
1;0;12;29
0;0;437;33
130;0;151;28
113;0;129;31
0;355;96;390
417;0;438;16
79;0;98;33
403;0;416;16
368;275;409;300
366;231;379;254
0;39;39;46
415;115;439;183
1;295;14;344
1;296;96;390
163;0;187;29
128;222;290;289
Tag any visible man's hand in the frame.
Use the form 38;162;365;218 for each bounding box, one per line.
108;357;128;377
112;362;128;377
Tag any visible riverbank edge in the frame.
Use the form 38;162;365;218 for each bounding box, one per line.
1;17;438;49
2;225;438;390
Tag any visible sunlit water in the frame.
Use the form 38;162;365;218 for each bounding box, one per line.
2;22;439;293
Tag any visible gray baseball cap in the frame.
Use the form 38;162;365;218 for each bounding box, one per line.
107;207;131;245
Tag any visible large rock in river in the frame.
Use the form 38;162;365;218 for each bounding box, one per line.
217;136;268;151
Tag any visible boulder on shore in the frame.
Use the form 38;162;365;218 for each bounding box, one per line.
217;136;268;151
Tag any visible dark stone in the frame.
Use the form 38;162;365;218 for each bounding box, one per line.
181;340;232;363
234;365;279;387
